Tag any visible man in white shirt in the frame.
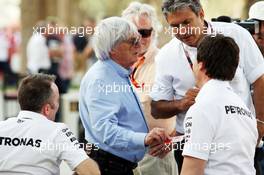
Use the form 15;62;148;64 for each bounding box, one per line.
27;21;51;74
150;0;264;172
181;34;257;175
0;74;100;175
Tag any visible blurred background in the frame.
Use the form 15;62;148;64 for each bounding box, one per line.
0;0;261;74
0;0;262;174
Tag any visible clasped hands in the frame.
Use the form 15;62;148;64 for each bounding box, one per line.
144;128;172;159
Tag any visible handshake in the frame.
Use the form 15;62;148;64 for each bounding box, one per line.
144;128;174;159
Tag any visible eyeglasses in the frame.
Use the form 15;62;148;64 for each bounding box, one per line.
125;37;141;47
138;28;153;38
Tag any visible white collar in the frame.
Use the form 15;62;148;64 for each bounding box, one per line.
195;79;232;102
182;42;197;51
17;110;49;122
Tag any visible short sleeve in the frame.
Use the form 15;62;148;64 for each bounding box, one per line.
238;27;264;84
55;124;88;170
182;105;215;161
150;52;174;101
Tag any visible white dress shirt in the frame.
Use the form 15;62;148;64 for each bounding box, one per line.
151;22;264;133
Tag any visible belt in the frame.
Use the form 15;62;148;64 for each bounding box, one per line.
88;144;138;170
176;131;184;136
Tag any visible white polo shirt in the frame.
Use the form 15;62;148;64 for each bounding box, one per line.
0;111;88;175
150;22;264;133
27;34;51;73
183;79;258;175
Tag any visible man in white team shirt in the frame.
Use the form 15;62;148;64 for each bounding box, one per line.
150;0;264;172
0;74;100;175
181;34;258;175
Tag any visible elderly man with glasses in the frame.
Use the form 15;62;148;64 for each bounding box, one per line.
122;2;178;175
79;17;170;175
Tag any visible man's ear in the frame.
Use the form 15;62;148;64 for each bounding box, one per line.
109;49;116;58
41;103;50;117
198;61;205;71
199;9;205;20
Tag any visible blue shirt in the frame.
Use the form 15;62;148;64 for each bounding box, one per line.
79;59;149;163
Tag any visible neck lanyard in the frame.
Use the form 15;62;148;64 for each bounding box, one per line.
130;56;145;88
181;43;194;70
181;22;214;70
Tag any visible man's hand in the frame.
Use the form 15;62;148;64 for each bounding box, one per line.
179;88;199;111
145;128;171;159
148;141;172;159
144;128;169;146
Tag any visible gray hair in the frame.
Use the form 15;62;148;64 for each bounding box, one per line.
162;0;202;17
122;2;162;35
92;17;138;61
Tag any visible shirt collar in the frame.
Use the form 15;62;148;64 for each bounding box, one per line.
195;79;231;102
182;42;197;52
17;110;49;121
105;59;132;78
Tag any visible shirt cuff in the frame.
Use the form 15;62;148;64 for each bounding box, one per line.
182;149;209;161
69;151;89;170
150;91;173;101
131;132;147;150
247;62;264;84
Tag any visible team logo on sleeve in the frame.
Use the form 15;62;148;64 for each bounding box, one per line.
184;116;192;142
61;127;79;146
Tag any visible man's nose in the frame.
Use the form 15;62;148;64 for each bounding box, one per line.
140;38;146;45
135;41;142;49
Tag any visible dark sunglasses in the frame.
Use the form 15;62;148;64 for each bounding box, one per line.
138;28;153;38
